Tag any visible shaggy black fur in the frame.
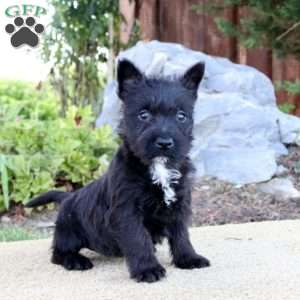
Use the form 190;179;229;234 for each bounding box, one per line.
26;59;210;283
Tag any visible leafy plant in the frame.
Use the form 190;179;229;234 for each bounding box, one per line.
42;1;140;116
275;80;300;114
42;0;119;115
0;156;10;210
278;80;300;95
0;80;118;212
0;80;59;121
278;102;296;114
193;0;300;58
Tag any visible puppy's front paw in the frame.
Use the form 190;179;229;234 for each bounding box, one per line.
175;254;210;269
133;264;166;283
62;253;93;271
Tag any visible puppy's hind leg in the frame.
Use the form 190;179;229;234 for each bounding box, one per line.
51;221;93;271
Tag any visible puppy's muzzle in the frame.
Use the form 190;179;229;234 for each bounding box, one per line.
155;137;174;150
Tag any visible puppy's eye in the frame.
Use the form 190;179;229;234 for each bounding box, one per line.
176;111;187;123
138;110;151;121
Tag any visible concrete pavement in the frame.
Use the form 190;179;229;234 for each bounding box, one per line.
1;220;300;300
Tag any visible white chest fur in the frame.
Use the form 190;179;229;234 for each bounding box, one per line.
150;157;181;206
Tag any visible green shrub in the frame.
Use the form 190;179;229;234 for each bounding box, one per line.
278;102;296;114
193;0;300;58
0;80;59;121
0;80;118;212
275;80;300;114
277;80;300;95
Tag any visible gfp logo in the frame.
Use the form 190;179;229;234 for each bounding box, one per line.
4;5;47;48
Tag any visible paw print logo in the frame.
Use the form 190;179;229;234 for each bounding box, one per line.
5;16;45;48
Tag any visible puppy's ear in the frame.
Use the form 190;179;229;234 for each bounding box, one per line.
181;62;205;91
117;59;143;98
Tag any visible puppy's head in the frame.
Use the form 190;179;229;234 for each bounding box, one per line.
117;59;204;165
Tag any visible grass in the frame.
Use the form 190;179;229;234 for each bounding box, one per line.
0;225;46;242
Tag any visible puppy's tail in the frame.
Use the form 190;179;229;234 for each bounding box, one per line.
25;191;69;208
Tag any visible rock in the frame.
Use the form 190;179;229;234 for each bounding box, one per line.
96;82;119;129
276;165;289;177
257;178;300;200
0;215;11;224
36;221;55;229
277;111;300;145
194;148;277;185
97;41;300;184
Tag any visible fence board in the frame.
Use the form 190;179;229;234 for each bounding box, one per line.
181;0;206;51
137;0;158;40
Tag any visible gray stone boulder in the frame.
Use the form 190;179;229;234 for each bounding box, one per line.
257;178;300;200
96;41;300;184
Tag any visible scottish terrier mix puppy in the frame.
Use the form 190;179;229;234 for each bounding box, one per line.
27;59;210;283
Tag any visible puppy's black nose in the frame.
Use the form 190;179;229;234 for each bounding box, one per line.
155;137;174;150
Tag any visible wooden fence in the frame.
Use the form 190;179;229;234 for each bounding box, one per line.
134;0;300;115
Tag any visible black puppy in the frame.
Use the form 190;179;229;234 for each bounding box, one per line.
26;59;210;283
